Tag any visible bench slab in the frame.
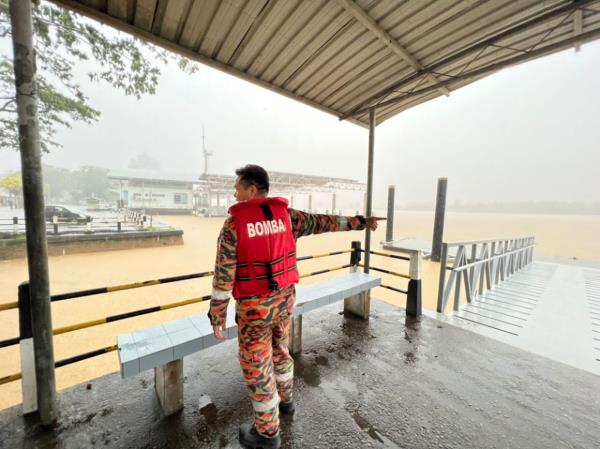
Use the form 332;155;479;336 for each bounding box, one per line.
118;272;380;378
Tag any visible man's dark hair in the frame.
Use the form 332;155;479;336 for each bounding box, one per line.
235;164;269;193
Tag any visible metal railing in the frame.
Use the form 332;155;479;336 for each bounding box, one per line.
0;246;362;389
0;211;159;237
436;237;535;313
359;246;423;317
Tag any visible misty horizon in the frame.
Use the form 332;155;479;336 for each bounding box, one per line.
1;25;599;209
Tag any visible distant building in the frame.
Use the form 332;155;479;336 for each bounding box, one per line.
197;171;366;216
108;169;197;214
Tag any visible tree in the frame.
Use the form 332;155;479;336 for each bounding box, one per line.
128;152;160;170
0;1;198;153
42;163;74;201
72;165;110;201
0;172;22;208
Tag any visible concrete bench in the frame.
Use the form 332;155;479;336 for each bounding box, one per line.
117;271;380;415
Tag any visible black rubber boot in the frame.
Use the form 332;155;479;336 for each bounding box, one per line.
279;401;295;414
238;423;281;449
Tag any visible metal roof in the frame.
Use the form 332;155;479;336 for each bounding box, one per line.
51;0;600;127
108;168;198;184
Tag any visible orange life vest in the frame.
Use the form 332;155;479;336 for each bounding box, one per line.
230;197;299;298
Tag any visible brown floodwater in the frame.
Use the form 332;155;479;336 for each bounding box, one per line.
0;211;598;409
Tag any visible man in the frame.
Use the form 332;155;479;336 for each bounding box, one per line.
209;164;381;449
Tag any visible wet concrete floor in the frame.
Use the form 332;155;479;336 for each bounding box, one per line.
1;300;599;449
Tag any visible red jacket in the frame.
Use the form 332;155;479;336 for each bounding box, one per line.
230;197;299;298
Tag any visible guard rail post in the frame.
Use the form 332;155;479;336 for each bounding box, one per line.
436;243;449;313
344;241;370;319
18;281;37;414
406;250;422;318
13;216;18;234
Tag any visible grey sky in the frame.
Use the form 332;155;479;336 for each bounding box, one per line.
1;28;599;208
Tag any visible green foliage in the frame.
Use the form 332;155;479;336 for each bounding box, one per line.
0;1;198;152
0;172;21;194
43;163;112;202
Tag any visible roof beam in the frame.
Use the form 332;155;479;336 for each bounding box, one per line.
348;27;600;119
342;0;597;120
335;0;450;99
573;9;584;51
48;0;367;128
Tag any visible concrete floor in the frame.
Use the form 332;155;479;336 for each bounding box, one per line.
1;300;599;449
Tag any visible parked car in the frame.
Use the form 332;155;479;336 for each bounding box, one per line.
45;205;92;223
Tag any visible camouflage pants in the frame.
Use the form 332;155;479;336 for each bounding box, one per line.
236;285;295;436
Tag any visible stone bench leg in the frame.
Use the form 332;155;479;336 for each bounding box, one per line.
155;359;183;416
289;315;303;355
344;290;371;320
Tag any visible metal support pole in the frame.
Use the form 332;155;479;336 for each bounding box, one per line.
431;177;448;262
308;194;312;212
436;243;449;313
385;185;395;242
9;0;57;425
331;193;336;215
364;108;375;273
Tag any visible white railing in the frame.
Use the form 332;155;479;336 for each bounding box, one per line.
436;237;535;313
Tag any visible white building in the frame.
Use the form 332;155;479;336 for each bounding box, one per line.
108;169;197;214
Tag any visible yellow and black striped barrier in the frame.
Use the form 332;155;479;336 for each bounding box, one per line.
53;295;212;336
0;248;356;371
0;372;22;387
0;344;119;387
51;271;215;302
0;251;352;314
299;264;353;279
0;259;355;350
379;284;408;295
0;261;359;386
360;249;410;262
296;250;351;261
0;301;18;312
54;344;117;369
0;272;215;313
358;264;411;279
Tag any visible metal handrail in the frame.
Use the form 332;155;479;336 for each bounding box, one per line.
452;244;536;271
443;236;535;247
436;237;535;313
0;251;354;349
0;250;352;312
0;257;359;386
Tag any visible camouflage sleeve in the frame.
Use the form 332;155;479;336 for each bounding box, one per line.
288;208;366;239
209;217;237;327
